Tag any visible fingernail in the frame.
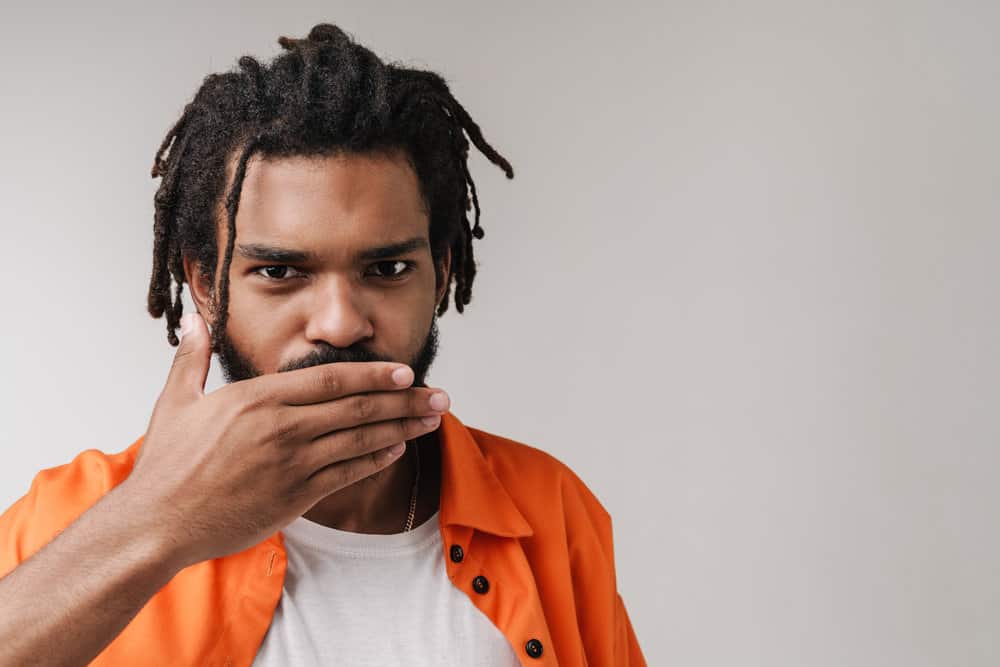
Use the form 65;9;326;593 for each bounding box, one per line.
429;392;449;412
392;366;414;386
421;415;441;427
388;442;406;456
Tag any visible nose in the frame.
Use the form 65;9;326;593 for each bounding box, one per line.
303;276;375;349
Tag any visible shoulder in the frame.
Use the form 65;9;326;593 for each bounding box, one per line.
0;436;143;576
466;425;614;540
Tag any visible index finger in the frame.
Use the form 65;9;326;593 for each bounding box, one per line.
257;361;414;406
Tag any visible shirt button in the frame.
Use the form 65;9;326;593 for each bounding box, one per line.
472;575;490;594
450;544;464;563
525;638;544;658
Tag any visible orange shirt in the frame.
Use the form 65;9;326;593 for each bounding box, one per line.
0;411;646;665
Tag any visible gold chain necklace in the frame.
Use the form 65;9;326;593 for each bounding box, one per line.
403;440;420;532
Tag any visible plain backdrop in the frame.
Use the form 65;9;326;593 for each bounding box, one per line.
1;1;998;665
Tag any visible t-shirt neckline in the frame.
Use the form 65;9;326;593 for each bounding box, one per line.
280;510;442;557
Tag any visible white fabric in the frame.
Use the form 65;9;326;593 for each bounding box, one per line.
251;510;522;666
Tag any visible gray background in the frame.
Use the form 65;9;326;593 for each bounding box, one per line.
1;1;998;665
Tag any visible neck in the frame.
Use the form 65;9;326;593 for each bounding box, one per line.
301;429;441;534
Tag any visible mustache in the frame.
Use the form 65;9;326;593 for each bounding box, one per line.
277;342;393;373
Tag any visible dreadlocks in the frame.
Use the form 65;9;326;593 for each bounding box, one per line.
147;22;514;351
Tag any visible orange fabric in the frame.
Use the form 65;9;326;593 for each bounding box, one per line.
0;411;646;666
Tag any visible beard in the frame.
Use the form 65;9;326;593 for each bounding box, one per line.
214;314;441;389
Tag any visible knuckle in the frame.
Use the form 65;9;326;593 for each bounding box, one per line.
409;388;427;413
317;367;342;394
280;449;308;483
351;394;375;421
312;463;349;494
171;346;196;368
351;425;371;451
237;381;271;412
268;408;299;443
152;390;177;415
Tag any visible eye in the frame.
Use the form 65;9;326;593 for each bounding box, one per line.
253;265;303;281
368;260;415;280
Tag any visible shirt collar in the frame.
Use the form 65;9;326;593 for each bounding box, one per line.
436;410;534;539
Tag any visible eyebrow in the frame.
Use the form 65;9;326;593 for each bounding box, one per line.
236;236;428;264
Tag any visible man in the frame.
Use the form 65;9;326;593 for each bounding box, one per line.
0;23;646;666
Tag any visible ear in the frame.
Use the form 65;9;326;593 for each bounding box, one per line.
434;245;452;309
182;253;218;328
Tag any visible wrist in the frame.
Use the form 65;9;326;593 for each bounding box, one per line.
105;480;190;578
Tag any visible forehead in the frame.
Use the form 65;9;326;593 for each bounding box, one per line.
223;148;429;250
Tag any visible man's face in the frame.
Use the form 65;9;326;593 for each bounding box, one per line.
186;149;449;388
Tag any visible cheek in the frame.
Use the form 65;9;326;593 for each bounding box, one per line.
405;307;435;351
223;285;301;369
368;298;426;349
228;279;303;324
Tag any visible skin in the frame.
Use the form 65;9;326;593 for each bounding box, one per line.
182;148;450;534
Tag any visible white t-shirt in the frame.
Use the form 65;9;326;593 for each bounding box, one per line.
251;510;522;666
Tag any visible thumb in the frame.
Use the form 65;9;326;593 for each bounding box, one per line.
164;311;211;400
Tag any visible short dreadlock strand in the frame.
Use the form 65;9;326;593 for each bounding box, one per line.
388;89;487;302
392;82;512;242
149;130;191;344
150;104;195;178
394;71;514;179
211;133;267;354
238;56;267;113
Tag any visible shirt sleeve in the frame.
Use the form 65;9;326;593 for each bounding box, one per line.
0;448;127;581
0;470;52;580
562;465;649;666
615;591;647;666
0;496;28;579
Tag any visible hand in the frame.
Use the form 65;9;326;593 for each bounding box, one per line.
122;312;449;569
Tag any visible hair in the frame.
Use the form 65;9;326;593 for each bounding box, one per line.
147;22;513;350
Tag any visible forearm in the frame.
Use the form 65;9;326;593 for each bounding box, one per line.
0;482;184;666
